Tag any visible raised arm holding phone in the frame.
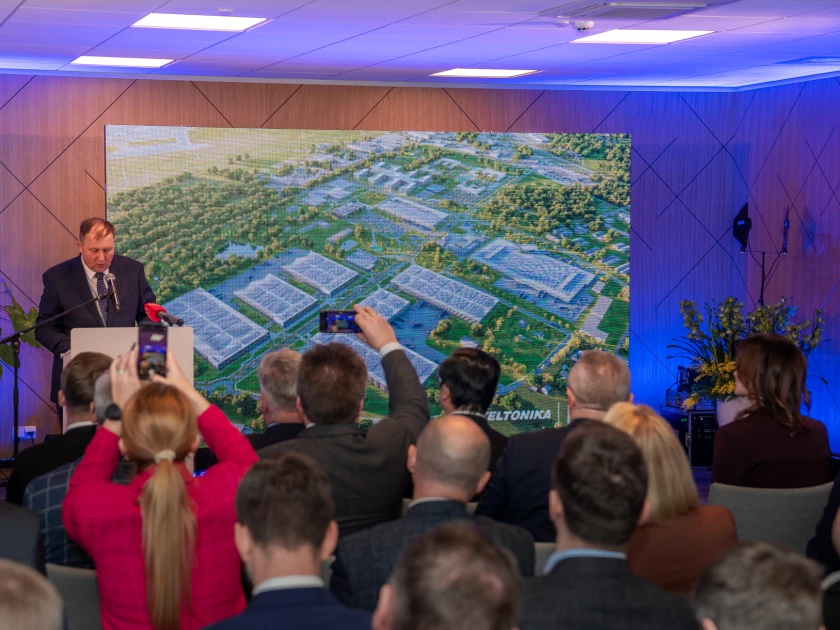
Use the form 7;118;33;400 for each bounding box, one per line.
63;350;258;630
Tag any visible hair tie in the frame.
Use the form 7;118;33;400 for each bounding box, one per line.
154;449;176;464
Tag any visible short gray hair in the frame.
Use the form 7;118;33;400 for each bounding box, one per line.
693;542;823;630
567;350;630;411
258;349;301;412
416;415;491;492
93;371;113;425
389;522;523;630
0;559;63;630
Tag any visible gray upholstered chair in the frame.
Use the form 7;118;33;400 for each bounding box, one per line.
535;542;555;576
707;482;833;553
46;563;102;630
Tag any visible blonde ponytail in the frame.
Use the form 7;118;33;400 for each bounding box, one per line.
123;384;198;630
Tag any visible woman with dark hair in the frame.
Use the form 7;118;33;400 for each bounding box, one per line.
63;350;258;630
711;333;831;488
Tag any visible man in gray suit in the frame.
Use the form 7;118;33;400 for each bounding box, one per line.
329;414;534;611
261;305;429;537
519;422;697;630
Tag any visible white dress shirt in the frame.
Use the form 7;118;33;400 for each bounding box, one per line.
251;575;324;596
80;256;109;324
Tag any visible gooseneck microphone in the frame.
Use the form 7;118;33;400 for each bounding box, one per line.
104;273;120;312
144;303;185;327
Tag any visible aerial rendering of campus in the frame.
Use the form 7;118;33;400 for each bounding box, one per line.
105;126;630;435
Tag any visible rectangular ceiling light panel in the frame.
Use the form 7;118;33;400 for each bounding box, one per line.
572;29;712;43
132;14;267;32
430;68;540;78
70;56;173;67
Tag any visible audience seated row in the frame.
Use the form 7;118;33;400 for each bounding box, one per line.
2;319;839;630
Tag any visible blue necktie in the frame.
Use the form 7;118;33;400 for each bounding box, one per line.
95;272;109;324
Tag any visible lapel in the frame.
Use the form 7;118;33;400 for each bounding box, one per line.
72;257;105;327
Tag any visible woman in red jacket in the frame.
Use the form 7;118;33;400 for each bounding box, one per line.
64;350;259;630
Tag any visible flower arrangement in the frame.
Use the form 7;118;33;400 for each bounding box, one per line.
667;296;824;410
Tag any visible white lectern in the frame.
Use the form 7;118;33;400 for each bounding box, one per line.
66;327;195;424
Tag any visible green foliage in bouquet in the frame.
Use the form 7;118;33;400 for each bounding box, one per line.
0;289;41;380
667;296;824;410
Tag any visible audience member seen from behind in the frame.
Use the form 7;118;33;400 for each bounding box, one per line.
373;522;523;630
250;349;305;448
6;351;111;505
63;350;259;630
712;334;831;488
806;470;840;575
330;414;534;611
477;350;631;542
437;348;507;471
206;454;371;630
0;559;63;630
693;542;824;630
519;422;698;630
605;402;736;593
24;371;135;568
261;305;429;537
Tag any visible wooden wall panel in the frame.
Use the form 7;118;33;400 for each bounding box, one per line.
1;73;839;456
263;85;392;131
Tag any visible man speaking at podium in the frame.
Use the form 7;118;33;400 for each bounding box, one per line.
35;218;156;409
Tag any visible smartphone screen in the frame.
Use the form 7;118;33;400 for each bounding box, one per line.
138;323;168;380
319;310;362;334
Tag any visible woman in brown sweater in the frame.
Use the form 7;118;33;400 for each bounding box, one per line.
605;403;736;594
711;334;831;489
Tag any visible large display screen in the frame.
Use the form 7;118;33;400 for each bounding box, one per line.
106;126;630;434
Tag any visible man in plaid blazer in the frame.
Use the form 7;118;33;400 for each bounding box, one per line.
24;459;134;568
329;414;534;612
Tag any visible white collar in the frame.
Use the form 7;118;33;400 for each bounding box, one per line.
80;256;109;280
252;575;324;596
65;421;96;432
408;497;453;508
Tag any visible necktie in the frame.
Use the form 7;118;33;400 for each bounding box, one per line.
95;272;109;324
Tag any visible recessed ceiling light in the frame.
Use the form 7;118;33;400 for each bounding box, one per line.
132;13;267;32
430;68;539;78
70;56;174;68
572;29;713;44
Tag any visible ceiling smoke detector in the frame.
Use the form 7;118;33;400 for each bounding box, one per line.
540;1;736;20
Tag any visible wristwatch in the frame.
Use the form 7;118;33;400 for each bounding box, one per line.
104;403;122;421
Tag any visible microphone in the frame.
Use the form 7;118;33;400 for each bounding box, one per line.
144;303;185;327
104;273;120;312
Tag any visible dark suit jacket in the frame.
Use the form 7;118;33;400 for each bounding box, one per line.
807;470;840;574
330;499;535;611
207;423;305;468
0;503;46;573
205;587;371;630
248;423;305;451
6;425;97;505
261;349;429;537
520;557;699;630
456;411;507;472
35;254;155;402
476;419;594;542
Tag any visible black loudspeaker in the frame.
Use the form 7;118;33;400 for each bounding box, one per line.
689;412;718;467
733;202;751;252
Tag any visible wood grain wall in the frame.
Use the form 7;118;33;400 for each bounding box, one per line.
1;74;839;456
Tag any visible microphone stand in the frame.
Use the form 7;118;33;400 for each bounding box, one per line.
0;289;114;465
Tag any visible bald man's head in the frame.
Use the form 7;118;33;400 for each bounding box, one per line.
413;415;492;495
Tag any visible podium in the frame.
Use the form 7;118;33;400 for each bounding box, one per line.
66;327;195;425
